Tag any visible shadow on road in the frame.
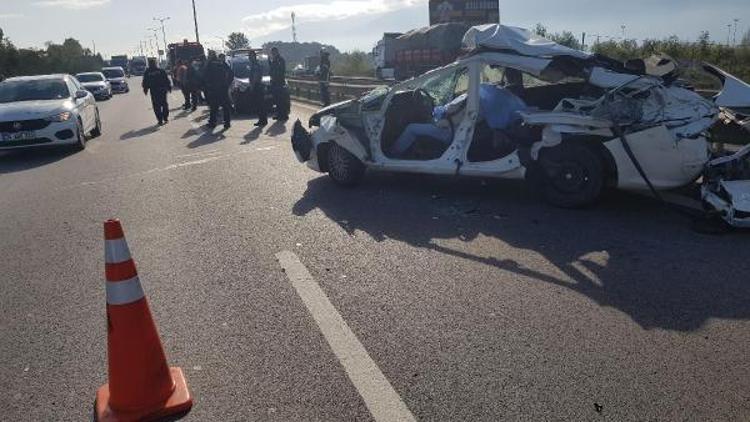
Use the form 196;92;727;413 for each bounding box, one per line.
265;120;288;137
120;125;159;141
186;129;226;148
0;147;77;174
241;127;263;144
292;174;750;332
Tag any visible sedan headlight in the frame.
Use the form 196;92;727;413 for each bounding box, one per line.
46;111;72;122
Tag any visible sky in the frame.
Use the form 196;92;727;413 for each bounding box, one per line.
0;0;748;59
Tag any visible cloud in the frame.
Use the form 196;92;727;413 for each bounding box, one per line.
34;0;110;9
242;0;425;39
0;13;24;19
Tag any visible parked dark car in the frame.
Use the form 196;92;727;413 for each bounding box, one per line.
227;50;290;116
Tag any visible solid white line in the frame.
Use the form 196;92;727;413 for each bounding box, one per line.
275;251;417;422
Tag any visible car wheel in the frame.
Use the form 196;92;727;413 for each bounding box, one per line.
327;143;365;187
73;119;87;151
90;110;102;138
535;142;604;208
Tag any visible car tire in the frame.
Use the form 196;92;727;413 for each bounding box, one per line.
73;119;87;151
327;143;365;187
534;142;604;208
90;110;102;138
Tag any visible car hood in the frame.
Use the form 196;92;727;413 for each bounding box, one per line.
703;63;750;110
82;82;108;89
309;99;356;127
107;77;127;83
0;100;73;121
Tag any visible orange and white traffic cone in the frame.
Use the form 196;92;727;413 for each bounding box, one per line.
95;219;193;422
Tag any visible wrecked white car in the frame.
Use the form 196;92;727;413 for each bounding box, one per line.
292;24;750;227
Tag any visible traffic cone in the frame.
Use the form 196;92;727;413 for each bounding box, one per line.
95;219;193;422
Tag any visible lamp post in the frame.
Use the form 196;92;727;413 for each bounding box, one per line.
147;28;162;62
153;16;170;56
192;0;200;43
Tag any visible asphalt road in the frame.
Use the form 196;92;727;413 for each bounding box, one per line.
1;83;749;421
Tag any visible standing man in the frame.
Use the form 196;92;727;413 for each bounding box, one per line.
174;60;191;110
184;57;203;111
249;50;268;127
142;58;172;126
203;50;234;130
318;50;332;106
269;47;289;121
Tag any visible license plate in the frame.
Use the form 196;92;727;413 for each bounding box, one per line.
1;131;35;142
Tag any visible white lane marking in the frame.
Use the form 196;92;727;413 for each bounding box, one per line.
275;251;417;422
176;149;220;159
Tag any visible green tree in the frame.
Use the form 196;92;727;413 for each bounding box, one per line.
550;31;581;50
332;50;373;77
533;23;548;38
225;32;249;51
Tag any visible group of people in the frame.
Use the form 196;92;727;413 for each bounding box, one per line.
141;47;289;130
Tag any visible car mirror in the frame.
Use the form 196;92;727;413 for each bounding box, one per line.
75;90;88;100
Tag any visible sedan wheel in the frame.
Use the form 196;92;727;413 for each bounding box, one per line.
327;143;365;187
535;142;604;208
73;119;86;151
90;110;102;138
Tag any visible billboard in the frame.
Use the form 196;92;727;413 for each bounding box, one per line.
429;0;499;26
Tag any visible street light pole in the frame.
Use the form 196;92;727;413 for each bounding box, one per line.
147;28;162;62
192;0;200;43
153;16;170;57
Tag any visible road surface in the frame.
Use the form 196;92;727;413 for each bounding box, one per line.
1;84;749;421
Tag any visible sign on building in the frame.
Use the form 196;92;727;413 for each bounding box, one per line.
429;0;499;26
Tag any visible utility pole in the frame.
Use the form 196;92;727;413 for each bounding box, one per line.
192;0;200;43
291;12;298;43
153;16;170;56
148;28;162;61
727;24;732;46
620;25;626;39
92;40;96;55
581;32;586;51
733;18;740;46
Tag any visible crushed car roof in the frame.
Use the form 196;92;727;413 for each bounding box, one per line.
462;24;591;60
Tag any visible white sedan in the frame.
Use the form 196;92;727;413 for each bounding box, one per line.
0;74;101;151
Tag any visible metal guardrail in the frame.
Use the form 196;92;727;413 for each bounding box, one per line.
287;78;381;104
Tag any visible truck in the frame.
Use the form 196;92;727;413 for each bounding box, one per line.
129;56;147;76
374;23;469;81
110;55;130;75
167;40;205;71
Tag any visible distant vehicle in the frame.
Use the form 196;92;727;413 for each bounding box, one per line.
0;74;101;151
227;49;286;115
75;72;112;100
110;55;130;76
129;56;147;76
101;67;130;94
167;40;205;71
375;23;469;80
303;55;320;75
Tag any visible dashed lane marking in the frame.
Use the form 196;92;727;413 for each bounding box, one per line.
275;250;417;422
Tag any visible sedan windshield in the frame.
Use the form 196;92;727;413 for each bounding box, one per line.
102;69;125;78
77;74;104;83
0;79;70;103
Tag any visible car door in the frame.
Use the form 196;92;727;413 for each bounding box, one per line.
68;77;94;131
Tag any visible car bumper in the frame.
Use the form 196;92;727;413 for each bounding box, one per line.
0;119;80;150
111;84;129;93
90;89;111;99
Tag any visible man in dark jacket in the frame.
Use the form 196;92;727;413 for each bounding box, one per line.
269;47;288;121
248;50;268;127
203;50;234;130
318;50;332;106
142;58;172;125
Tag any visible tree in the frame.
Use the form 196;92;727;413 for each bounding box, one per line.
550;31;582;50
743;29;750;46
533;23;548;38
332;50;373;77
225;32;249;51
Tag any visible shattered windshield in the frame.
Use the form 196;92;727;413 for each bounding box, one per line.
360;86;389;111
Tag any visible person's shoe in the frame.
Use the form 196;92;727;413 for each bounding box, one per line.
254;120;268;127
164;118;169;123
191;106;197;112
157;120;164;126
223;123;231;130
206;123;216;129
